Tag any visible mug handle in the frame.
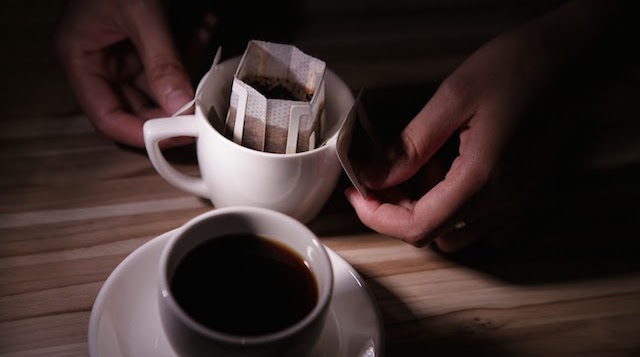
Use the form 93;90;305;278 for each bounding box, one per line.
143;115;208;198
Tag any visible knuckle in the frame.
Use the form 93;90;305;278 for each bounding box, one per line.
465;160;492;192
400;215;433;247
87;114;111;138
439;75;475;111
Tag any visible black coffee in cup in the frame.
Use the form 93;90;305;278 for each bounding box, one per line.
170;234;318;336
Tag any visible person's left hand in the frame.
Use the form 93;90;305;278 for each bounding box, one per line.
55;0;217;148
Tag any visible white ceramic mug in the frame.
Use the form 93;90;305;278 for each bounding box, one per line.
144;57;354;223
158;207;333;357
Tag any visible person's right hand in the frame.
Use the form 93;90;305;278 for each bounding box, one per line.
346;0;629;252
55;0;215;148
346;27;543;252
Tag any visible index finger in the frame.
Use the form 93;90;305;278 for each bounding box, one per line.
120;1;193;113
65;51;147;147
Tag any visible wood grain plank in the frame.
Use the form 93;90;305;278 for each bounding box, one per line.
0;206;210;257
0;312;89;355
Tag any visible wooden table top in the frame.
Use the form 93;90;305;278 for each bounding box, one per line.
2;1;640;356
2;98;640;357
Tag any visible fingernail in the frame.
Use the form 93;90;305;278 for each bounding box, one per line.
166;89;193;115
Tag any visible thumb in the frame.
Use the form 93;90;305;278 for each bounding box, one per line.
123;1;193;115
365;79;475;189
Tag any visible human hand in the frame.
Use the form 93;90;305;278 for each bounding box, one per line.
346;0;634;252
345;6;579;252
55;0;217;148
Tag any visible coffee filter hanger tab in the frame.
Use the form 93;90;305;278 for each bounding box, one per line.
170;47;223;118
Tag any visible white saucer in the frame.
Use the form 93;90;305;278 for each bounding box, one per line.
88;230;384;357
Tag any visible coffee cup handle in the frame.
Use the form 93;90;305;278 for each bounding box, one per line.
143;115;209;198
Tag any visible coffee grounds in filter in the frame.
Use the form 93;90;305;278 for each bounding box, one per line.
243;76;313;102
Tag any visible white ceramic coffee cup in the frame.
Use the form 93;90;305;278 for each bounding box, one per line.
158;207;333;357
144;57;354;223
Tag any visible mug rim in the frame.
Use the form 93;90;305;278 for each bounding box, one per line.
193;56;348;160
158;206;334;346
